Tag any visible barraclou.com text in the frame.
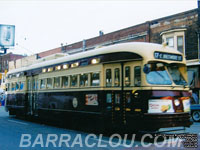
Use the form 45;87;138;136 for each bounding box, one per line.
19;133;182;148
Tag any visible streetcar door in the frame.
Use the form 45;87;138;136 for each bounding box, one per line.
123;61;142;125
104;64;124;126
27;76;38;116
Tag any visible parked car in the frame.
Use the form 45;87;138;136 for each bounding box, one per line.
190;93;200;122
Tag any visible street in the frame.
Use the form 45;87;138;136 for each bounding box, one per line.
0;106;199;150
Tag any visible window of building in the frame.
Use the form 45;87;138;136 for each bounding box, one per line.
91;72;100;86
80;74;88;87
47;78;53;88
40;79;46;89
70;75;78;87
161;28;186;54
54;77;60;88
106;69;112;87
114;68;120;87
134;66;141;86
62;76;68;88
177;36;183;53
166;37;174;47
125;66;131;86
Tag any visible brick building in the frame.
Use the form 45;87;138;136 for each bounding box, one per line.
0;53;24;87
0;53;24;73
4;1;200;99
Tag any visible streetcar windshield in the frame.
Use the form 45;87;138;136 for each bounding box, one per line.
144;63;172;85
144;62;188;85
167;65;187;85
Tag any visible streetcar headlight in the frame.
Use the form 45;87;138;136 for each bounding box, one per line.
174;99;180;106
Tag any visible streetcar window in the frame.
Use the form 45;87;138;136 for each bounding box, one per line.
27;80;31;90
70;75;78;87
40;79;46;89
80;74;88;87
145;63;172;85
125;92;131;103
91;73;100;86
33;79;36;90
55;65;61;70
7;83;10;91
48;67;53;72
36;80;39;90
54;77;60;88
125;66;131;86
106;93;112;103
134;66;141;86
114;68;120;87
115;93;120;104
47;78;53;88
11;83;15;91
62;76;69;88
167;65;187;85
20;82;24;90
106;69;112;87
16;73;20;78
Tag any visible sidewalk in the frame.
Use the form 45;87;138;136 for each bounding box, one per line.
0;106;8;117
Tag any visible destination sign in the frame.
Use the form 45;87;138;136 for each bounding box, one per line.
154;52;182;61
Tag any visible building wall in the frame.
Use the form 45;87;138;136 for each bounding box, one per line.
150;9;198;60
0;53;24;73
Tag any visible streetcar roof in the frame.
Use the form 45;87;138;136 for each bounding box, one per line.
8;42;185;75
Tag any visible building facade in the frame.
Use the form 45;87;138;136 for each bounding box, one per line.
3;2;200;100
0;53;24;88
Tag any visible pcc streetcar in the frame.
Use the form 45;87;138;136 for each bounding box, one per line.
5;42;192;131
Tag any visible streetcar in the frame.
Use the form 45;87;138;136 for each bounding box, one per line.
5;42;192;131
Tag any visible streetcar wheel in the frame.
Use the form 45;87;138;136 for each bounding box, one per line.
192;111;200;122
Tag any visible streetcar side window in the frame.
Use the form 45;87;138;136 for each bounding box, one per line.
106;69;112;87
27;80;31;90
54;77;61;88
7;83;10;91
114;68;120;87
20;82;24;90
11;83;15;91
33;79;36;90
106;93;112;103
134;66;141;86
80;74;88;87
47;78;53;89
91;72;100;86
62;76;69;88
70;75;78;87
125;66;131;86
36;80;39;90
40;79;46;89
115;93;120;104
16;82;19;91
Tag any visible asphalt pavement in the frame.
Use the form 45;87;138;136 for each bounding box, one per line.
0;106;199;150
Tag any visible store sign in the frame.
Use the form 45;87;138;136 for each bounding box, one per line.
154;52;182;61
148;99;174;113
0;24;15;47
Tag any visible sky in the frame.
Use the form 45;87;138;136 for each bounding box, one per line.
0;0;197;56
